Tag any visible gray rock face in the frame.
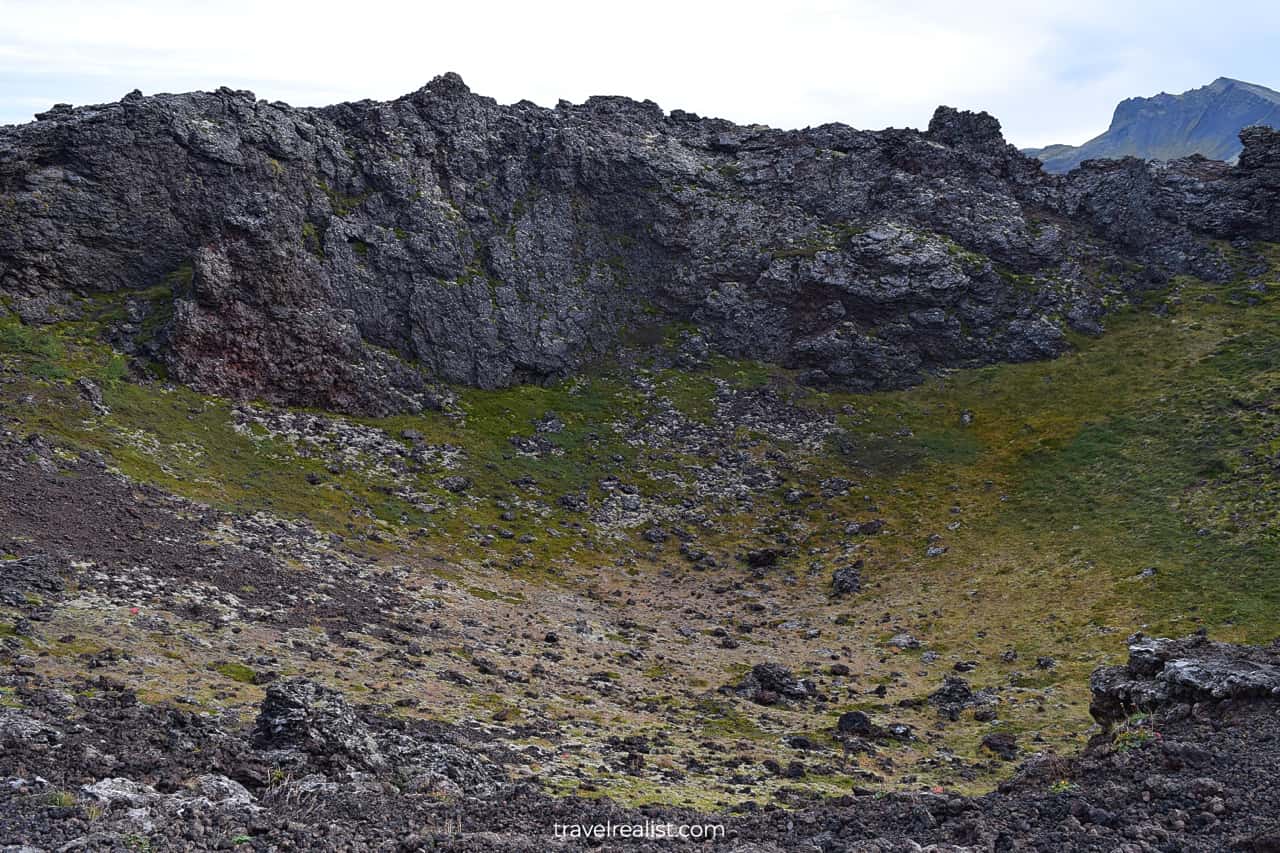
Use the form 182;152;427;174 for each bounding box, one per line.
831;564;862;597
2;75;1278;412
0;709;60;747
252;678;384;768
81;777;160;808
736;662;817;704
1027;77;1280;173
1089;633;1280;728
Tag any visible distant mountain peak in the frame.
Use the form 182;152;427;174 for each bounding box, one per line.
1025;77;1280;173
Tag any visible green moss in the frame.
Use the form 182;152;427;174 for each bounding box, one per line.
642;662;672;679
694;698;767;740
0;318;64;360
214;662;258;684
302;221;324;257
768;221;866;260
317;181;372;217
995;264;1039;291
1;248;1276;798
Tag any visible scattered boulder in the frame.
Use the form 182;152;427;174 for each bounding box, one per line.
980;731;1018;760
190;774;257;809
846;519;885;536
252;678;384;768
0;710;61;748
641;526;669;544
831;565;862;597
836;710;874;737
743;548;783;570
76;377;110;415
534;411;565;434
883;722;914;741
439;475;472;494
835;710;914;742
736;663;817;705
929;675;998;721
82;777;159;808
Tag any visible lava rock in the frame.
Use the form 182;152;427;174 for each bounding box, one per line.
980;732;1018;760
831;565;862;597
252;678;384;768
837;711;874;737
737;663;817;704
5;80;1262;413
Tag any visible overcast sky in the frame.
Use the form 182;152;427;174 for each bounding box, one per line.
2;0;1278;147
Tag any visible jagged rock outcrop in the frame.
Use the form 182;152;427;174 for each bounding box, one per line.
1090;632;1280;728
253;678;385;768
734;662;818;705
2;75;1278;413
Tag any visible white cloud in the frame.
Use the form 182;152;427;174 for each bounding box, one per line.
1;0;1277;146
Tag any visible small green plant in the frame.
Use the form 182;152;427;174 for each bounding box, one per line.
1049;779;1078;794
1113;713;1158;752
46;790;77;807
231;835;252;845
301;221;324;257
1114;728;1155;752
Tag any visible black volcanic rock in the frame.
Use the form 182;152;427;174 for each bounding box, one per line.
253;678;384;768
1089;633;1280;728
1;75;1278;412
736;663;816;704
1027;77;1280;173
6;634;1280;848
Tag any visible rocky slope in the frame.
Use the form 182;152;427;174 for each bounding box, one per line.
2;75;1278;412
5;630;1280;850
2;76;1279;850
1027;77;1280;174
1;245;1277;846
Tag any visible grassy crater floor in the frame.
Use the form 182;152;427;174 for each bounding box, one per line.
1;249;1277;808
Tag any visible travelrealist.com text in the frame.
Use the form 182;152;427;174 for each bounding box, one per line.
552;820;726;841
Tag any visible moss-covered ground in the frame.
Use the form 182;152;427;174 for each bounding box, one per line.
1;245;1276;806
